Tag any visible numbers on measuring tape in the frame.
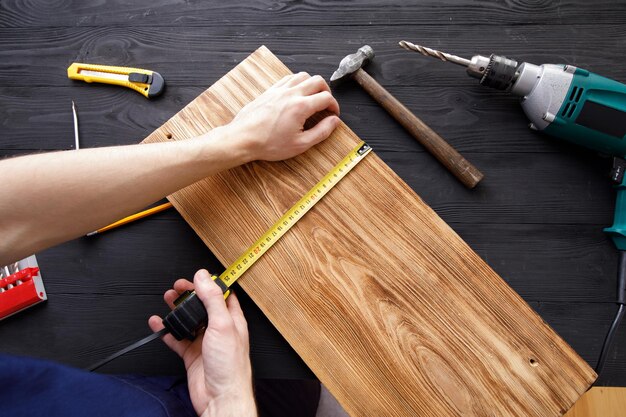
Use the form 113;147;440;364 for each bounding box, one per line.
218;142;370;290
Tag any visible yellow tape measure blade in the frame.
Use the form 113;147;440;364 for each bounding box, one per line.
219;141;371;288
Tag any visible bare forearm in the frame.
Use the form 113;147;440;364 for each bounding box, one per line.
0;125;249;265
0;72;340;266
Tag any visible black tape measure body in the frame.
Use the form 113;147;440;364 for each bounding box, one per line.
163;290;207;340
163;276;231;341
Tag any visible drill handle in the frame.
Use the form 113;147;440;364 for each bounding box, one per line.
604;157;626;253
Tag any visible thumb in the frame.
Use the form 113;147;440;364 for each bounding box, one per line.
193;269;232;331
300;115;340;147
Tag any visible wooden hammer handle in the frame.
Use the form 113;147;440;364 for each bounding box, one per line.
352;68;483;189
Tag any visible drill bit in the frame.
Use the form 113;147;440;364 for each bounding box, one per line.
398;41;470;67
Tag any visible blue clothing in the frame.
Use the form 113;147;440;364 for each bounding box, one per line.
0;354;196;417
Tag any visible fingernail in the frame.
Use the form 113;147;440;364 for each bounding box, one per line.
198;269;210;280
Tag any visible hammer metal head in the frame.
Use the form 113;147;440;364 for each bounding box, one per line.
330;45;375;86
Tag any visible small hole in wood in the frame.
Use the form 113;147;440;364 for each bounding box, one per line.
165;133;173;139
529;358;539;367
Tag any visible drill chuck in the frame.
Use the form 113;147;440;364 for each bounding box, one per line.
479;55;519;90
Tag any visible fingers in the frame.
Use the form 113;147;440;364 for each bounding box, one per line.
303;90;340;115
193;269;233;331
148;314;191;358
173;278;194;293
271;74;293;89
276;72;340;116
290;75;339;115
285;71;310;87
163;278;195;309
226;292;249;339
300;115;341;147
296;75;331;97
164;289;180;309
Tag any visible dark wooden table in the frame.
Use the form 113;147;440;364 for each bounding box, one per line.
1;1;625;386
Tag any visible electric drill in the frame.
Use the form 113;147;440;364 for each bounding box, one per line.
399;40;626;376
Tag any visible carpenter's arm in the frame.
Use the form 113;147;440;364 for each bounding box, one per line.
0;73;339;265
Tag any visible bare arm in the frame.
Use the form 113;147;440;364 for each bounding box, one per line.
0;73;339;265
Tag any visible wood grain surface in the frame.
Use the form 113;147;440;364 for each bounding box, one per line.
142;46;596;416
564;387;626;417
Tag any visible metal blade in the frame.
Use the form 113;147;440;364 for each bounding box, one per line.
80;69;129;82
72;101;79;150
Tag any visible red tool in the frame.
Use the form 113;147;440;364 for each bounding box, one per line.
0;257;47;320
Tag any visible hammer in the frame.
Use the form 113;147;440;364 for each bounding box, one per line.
331;46;483;189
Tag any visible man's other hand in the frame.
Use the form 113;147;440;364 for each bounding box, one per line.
148;270;256;417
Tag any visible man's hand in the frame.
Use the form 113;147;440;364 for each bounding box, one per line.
227;72;341;162
148;270;256;417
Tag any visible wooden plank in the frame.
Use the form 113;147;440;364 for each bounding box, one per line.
142;46;595;416
2;25;626;88
564;387;626;417
2;0;626;27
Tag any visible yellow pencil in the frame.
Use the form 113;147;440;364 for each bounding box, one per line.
86;202;173;236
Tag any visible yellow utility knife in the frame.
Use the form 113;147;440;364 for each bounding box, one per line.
67;63;165;98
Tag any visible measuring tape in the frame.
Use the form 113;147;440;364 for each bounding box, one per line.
215;140;372;292
89;141;372;371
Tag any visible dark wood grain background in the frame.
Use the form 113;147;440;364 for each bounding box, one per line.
0;0;624;386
